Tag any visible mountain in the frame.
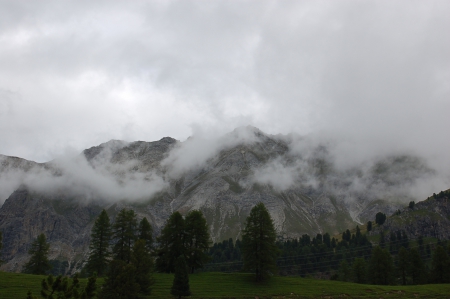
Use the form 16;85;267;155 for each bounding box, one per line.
0;126;440;273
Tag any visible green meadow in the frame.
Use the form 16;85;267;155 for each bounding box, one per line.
1;271;450;299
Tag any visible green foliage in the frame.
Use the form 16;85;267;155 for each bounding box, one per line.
242;203;278;282
397;247;409;285
408;201;415;209
0;230;3;265
184;210;211;273
369;246;394;285
408;248;427;285
156;211;186;273
112;209;138;264
367;221;372;232
99;259;140;299
138;217;153;251
131;239;154;295
81;273;97;299
32;272;96;299
430;245;450;283
338;260;351;282
23;234;52;275
376;212;387;225
352;258;367;284
86;209;111;276
171;255;191;298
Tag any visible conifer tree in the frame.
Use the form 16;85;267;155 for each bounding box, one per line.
131;239;154;295
170;255;191;299
99;259;140;299
338;260;351;282
156;211;186;272
430;245;450;283
184;210;211;273
0;230;3;265
408;248;426;285
352;258;367;284
112;209;138;264
368;246;394;285
24;233;52;275
397;247;409;285
86;209;111;276
242;202;278;282
138;217;153;251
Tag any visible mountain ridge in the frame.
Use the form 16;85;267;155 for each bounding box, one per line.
0;126;444;273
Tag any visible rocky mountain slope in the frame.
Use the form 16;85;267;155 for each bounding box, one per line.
0;126;441;273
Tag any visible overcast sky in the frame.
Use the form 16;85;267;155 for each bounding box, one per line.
0;0;449;164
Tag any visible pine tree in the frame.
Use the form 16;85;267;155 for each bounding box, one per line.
242;202;278;282
138;217;153;251
430;245;450;283
170;255;191;299
352;258;367;283
184;210;211;273
156;211;186;273
338;260;351;282
367;221;372;232
24;233;52;275
0;230;3;265
397;247;409;285
368;246;394;285
99;259;140;299
86;209;111;276
131;239;154;295
408;248;426;285
81;272;97;299
112;209;138;264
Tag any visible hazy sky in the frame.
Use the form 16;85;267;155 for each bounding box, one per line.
0;0;449;164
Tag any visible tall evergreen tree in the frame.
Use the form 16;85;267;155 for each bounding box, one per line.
156;211;186;273
368;246;394;285
430;245;450;283
170;255;191;299
112;209;138;264
24;233;52;275
131;239;154;295
0;230;3;265
397;247;409;285
338;260;351;282
242;203;278;282
352;258;367;284
184;210;211;273
99;259;140;299
138;217;153;251
85;209;111;276
408;248;426;285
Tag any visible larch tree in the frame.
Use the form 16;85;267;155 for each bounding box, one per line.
112;209;138;264
85;209;111;276
368;246;394;285
241;202;278;282
138;217;153;251
170;255;191;299
156;211;186;273
23;233;52;275
184;210;211;273
131;239;154;295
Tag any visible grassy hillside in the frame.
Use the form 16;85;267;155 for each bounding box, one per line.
1;271;450;299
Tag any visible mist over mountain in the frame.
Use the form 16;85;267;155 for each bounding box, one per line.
1;126;449;273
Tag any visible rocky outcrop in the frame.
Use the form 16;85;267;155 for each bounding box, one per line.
0;127;437;273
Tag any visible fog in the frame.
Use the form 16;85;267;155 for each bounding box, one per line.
0;1;449;204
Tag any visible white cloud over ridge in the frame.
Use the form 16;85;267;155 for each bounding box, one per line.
0;0;448;197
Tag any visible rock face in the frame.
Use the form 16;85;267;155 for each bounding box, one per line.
0;126;439;273
370;192;450;240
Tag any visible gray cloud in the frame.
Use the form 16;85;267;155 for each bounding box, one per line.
0;0;448;196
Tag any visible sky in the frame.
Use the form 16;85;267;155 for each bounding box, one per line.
0;0;449;166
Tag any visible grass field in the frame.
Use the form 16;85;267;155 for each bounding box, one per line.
1;271;450;299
